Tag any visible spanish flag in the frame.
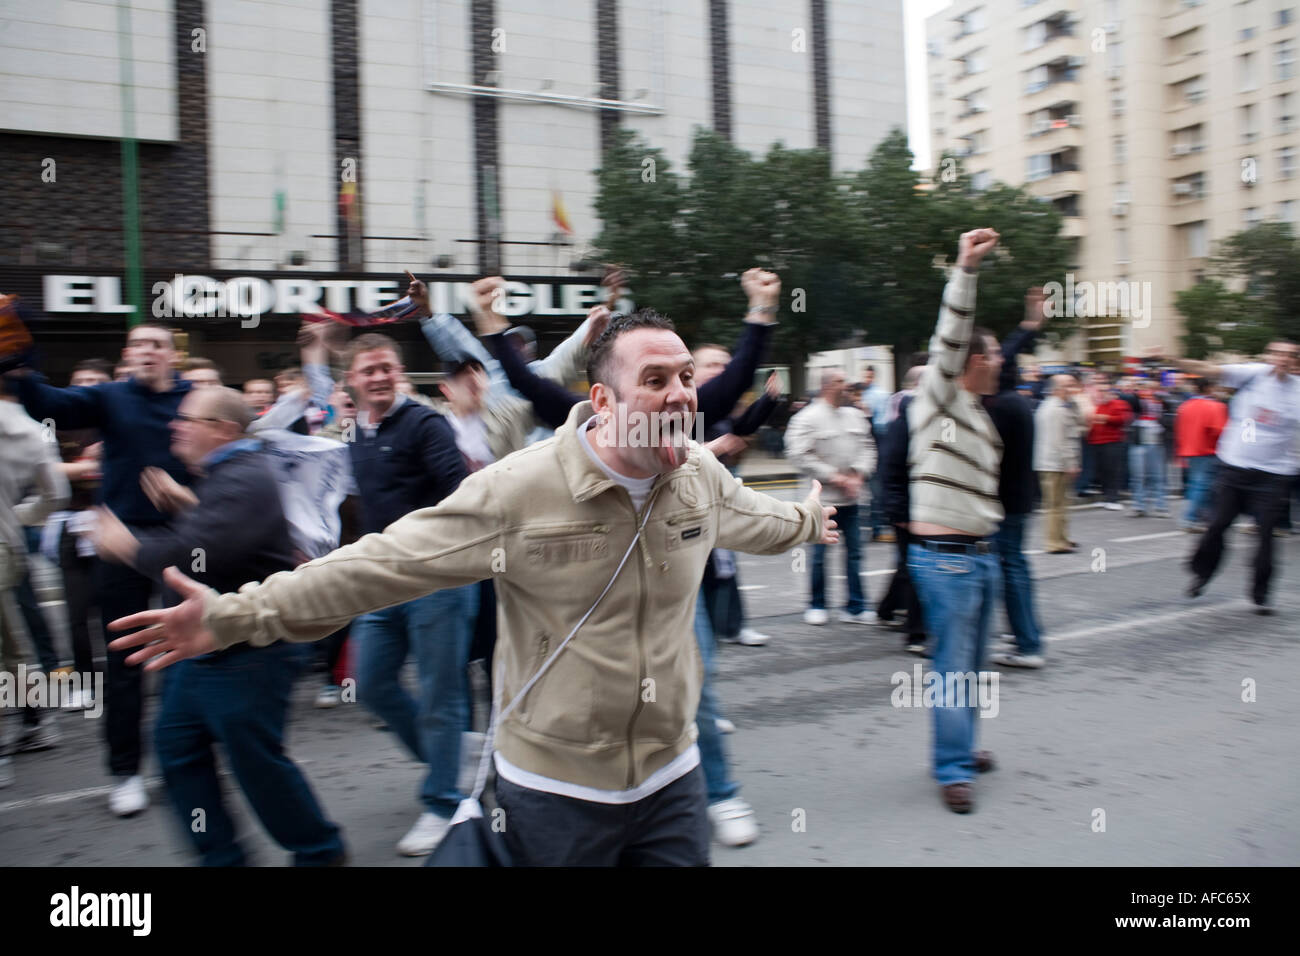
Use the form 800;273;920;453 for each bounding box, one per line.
551;190;573;235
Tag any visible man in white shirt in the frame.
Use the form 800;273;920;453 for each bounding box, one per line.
1172;341;1300;613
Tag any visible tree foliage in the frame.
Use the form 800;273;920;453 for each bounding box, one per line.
1174;222;1300;358
593;127;1072;387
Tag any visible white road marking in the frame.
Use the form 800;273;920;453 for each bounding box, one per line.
1109;531;1186;544
738;585;766;591
1045;599;1250;643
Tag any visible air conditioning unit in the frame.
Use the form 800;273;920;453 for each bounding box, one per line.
1172;143;1193;156
1066;113;1082;127
1111;202;1129;217
1173;182;1194;195
1187;90;1206;103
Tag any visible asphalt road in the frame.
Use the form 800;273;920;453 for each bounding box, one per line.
2;490;1297;866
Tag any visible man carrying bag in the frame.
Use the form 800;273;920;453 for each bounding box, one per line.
107;278;837;866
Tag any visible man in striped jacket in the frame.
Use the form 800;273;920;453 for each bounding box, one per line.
906;228;1004;814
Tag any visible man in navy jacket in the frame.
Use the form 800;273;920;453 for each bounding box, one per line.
341;332;475;857
93;386;345;865
6;322;191;816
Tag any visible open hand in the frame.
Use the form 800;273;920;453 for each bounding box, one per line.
107;567;219;670
583;305;612;349
809;479;839;545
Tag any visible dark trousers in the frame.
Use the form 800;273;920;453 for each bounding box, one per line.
471;578;498;695
315;626;349;682
701;554;744;640
1094;442;1125;503
1190;462;1291;605
14;569;58;673
494;765;710;866
59;531;100;676
155;642;345;866
99;559;168;777
876;527;924;639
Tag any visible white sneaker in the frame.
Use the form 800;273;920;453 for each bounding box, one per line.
991;651;1046;669
0;756;13;789
726;627;770;646
314;685;341;709
838;610;878;625
1104;502;1123;511
715;718;736;735
708;797;759;847
803;608;829;626
108;775;149;817
396;811;450;857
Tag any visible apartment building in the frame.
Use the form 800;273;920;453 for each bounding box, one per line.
928;0;1300;363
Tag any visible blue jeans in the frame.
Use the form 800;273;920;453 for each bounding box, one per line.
1182;455;1216;526
1128;442;1166;512
908;544;1000;786
811;503;864;613
993;513;1042;655
155;643;345;866
693;590;739;804
868;427;888;534
353;584;478;818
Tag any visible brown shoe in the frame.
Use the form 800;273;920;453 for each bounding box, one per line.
942;783;974;813
973;750;996;773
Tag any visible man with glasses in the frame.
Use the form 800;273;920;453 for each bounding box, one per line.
93;386;345;865
1167;341;1300;614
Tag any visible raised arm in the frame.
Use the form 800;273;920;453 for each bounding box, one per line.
696;268;780;429
997;287;1045;395
483;330;582;430
919;228;999;407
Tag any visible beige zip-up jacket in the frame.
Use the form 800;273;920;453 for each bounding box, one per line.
200;400;823;791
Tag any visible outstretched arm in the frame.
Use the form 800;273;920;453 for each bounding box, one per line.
696;268;780;429
107;468;507;668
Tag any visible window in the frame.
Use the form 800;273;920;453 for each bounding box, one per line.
1277;92;1295;132
1241;103;1260;141
1237;0;1259;37
1183;221;1208;259
1112;88;1126;116
971;170;992;192
1024;20;1047;50
1239;51;1259;90
1107;40;1125;73
1026;154;1051;181
1278;8;1295;27
1113;133;1127;164
963;48;988;75
1280;146;1297;178
1276;40;1296;81
1245;206;1264;226
1116;228;1130;265
1025;65;1049;94
1278;200;1297;223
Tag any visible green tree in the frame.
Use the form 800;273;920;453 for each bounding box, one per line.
1173;279;1253;359
592;126;1071;390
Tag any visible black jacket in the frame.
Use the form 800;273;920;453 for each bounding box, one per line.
984;326;1038;516
135;443;296;596
880;395;913;527
348;397;467;534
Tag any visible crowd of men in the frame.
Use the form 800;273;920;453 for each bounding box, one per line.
1;229;1297;864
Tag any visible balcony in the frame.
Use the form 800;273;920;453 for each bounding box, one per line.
1165;49;1208;86
1028;169;1084;199
1023;78;1081;114
1060;216;1087;238
1028;121;1083;151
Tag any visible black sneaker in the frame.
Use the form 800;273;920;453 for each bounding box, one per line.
1187;576;1210;599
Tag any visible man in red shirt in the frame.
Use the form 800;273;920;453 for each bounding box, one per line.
1174;378;1228;531
1087;380;1133;510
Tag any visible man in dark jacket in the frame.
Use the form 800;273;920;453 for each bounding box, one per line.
93;386;345;865
6;322;191;816
342;332;475;857
983;291;1046;669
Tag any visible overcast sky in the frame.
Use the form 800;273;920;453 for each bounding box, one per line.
904;0;952;169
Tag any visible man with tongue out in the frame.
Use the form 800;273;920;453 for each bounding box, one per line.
107;278;837;866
